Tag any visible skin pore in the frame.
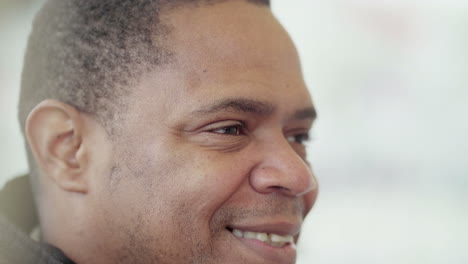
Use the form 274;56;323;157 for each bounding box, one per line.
26;1;318;263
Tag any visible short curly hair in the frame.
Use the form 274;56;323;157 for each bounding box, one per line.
19;0;270;131
19;0;270;192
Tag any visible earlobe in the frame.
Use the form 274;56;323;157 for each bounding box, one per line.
25;100;88;193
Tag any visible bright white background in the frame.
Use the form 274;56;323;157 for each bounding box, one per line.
1;0;467;263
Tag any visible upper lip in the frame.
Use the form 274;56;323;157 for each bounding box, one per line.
227;221;302;237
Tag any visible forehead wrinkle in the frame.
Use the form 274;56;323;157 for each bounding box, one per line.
190;97;275;117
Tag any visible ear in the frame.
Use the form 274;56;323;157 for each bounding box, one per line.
25;99;88;193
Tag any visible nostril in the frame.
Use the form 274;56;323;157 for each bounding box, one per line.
250;164;312;197
271;186;287;191
270;185;293;196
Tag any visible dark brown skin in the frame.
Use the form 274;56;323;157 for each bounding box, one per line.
25;1;318;263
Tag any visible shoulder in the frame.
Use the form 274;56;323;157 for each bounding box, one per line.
0;176;75;264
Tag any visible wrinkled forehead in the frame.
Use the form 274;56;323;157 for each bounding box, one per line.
160;1;303;85
120;0;312;129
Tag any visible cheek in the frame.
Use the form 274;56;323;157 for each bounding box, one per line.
154;147;258;237
183;152;253;201
105;138;256;229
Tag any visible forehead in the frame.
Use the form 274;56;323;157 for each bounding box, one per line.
163;1;300;71
126;1;312;122
164;1;303;81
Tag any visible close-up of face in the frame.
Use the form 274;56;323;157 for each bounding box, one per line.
19;1;318;264
34;1;318;264
5;1;468;264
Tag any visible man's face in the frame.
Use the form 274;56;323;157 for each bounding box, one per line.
87;2;317;264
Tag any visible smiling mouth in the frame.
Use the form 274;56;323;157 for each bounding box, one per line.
226;227;295;248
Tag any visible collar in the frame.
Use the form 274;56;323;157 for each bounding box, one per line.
0;175;75;264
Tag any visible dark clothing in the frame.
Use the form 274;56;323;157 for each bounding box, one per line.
0;176;75;264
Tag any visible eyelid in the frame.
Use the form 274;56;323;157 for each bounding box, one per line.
204;120;247;134
286;132;311;144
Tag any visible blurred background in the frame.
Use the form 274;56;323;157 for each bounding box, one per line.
1;0;467;263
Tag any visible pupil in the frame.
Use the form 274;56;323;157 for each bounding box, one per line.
228;127;238;134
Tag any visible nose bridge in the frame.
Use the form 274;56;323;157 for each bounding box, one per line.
249;134;317;197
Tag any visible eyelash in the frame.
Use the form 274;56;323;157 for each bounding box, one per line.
210;123;247;136
286;133;310;144
210;123;310;145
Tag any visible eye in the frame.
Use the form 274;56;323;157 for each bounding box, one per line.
286;133;310;144
210;123;246;136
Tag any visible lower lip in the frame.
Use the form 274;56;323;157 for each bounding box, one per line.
229;230;297;263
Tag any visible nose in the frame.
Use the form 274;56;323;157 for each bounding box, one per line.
249;136;318;198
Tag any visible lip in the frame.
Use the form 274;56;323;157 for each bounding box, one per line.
226;222;301;264
229;222;301;237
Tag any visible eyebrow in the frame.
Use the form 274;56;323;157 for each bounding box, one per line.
191;98;275;116
294;107;317;121
190;97;317;121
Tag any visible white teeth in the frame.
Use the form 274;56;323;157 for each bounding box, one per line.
244;231;257;239
232;229;243;238
271;234;294;243
256;233;269;242
230;228;294;247
270;234;283;242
